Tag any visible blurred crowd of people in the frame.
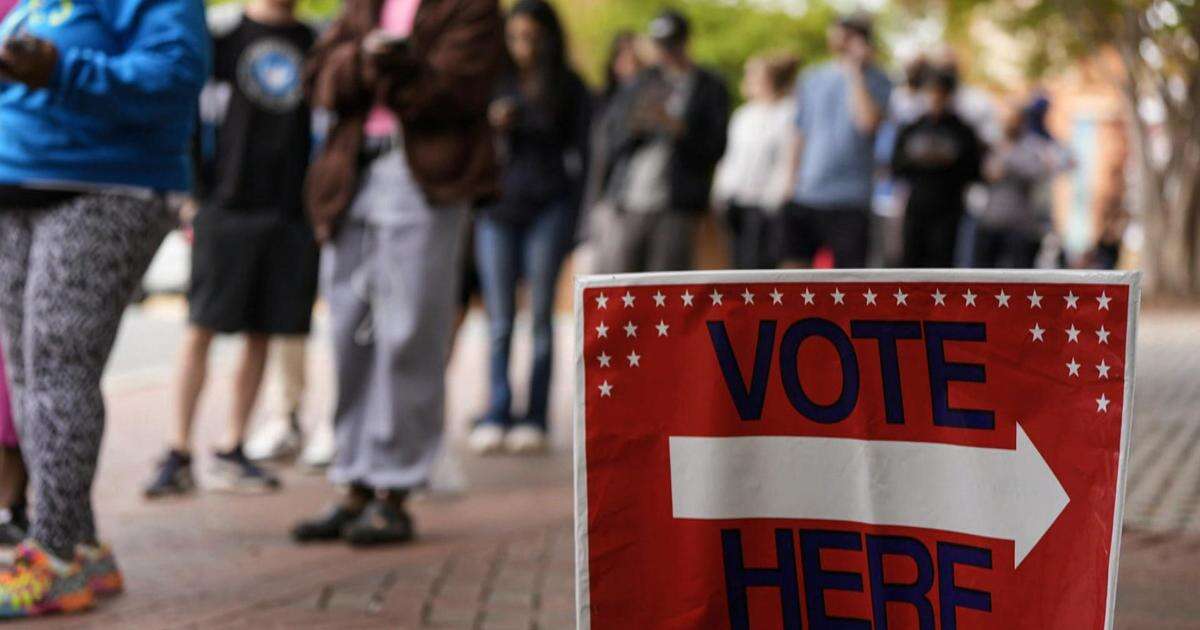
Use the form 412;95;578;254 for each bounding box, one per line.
0;0;1120;618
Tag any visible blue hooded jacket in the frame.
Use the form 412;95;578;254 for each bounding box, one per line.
0;0;210;192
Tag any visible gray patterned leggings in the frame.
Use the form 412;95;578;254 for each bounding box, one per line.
0;194;172;559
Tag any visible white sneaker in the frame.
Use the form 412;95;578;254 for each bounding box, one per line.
468;424;506;455
244;415;302;462
504;425;547;455
299;419;335;471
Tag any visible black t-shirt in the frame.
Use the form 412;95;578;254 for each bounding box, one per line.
891;111;983;214
205;16;314;219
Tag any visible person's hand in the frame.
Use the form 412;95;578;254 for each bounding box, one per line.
313;222;332;245
0;36;59;89
632;101;683;137
362;29;404;57
488;98;518;130
176;198;198;243
983;149;1007;182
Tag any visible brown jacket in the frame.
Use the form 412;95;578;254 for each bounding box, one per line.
303;0;503;234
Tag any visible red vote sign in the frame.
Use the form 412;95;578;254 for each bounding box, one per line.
573;270;1139;630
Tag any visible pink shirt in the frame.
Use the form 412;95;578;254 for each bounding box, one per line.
0;0;18;20
363;0;421;138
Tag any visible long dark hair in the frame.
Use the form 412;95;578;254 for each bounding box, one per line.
603;30;637;101
506;0;573;122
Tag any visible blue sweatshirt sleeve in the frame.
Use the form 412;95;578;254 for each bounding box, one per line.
50;0;210;126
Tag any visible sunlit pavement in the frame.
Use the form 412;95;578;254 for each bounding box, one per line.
11;300;1200;628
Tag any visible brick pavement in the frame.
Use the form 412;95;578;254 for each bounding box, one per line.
7;307;1200;628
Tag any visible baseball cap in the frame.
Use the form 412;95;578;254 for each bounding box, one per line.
649;10;690;47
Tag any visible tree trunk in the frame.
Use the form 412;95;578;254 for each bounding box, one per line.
1115;26;1200;297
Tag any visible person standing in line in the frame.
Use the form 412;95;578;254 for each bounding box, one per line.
144;0;319;498
780;14;891;269
712;53;799;269
467;0;591;455
973;105;1055;268
291;0;503;546
589;10;730;273
0;0;207;615
600;31;643;113
891;68;983;268
577;30;642;251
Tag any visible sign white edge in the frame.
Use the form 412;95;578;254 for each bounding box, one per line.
1106;271;1140;630
575;267;1140;289
572;268;1140;629
573;275;592;630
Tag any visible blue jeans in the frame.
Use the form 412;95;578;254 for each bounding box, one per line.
474;201;571;430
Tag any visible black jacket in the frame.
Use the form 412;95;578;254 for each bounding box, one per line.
486;70;592;224
598;65;730;215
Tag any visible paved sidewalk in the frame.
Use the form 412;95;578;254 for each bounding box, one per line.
10;307;1200;628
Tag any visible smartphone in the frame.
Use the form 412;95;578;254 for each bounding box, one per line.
368;33;410;57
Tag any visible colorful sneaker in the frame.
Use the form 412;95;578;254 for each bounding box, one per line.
0;541;93;618
143;449;195;499
211;445;282;494
76;543;123;598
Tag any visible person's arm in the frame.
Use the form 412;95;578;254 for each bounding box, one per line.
601;78;645;161
378;0;503;126
566;75;594;215
783;127;805;199
960;125;984;183
47;0;209;125
305;39;375;115
674;73;730;173
890;122;916;178
846;66;884;135
782;77;807;197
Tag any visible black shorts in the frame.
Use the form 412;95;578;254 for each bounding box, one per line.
188;207;319;335
780;202;871;268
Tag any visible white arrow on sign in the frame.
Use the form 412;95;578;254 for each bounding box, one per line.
669;424;1069;568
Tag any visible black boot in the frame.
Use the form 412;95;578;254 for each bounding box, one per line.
292;484;371;542
291;504;363;542
343;490;415;547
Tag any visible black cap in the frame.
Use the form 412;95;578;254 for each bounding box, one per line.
837;13;873;42
649;9;690;47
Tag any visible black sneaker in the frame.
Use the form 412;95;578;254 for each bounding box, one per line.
0;506;28;563
143;450;195;499
291;505;363;543
211;446;282;494
343;500;415;547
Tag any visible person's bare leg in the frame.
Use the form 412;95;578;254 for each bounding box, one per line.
226;333;270;450
0;447;27;514
172;326;216;452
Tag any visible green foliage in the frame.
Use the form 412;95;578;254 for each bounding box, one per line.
554;0;836;91
210;0;840;95
207;0;341;23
